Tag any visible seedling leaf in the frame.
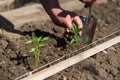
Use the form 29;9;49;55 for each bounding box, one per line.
37;36;43;42
26;40;33;44
70;23;82;43
32;34;38;42
29;48;36;53
38;44;48;48
41;37;50;42
70;38;75;44
26;34;50;69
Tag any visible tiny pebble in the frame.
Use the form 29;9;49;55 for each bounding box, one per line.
109;47;117;52
0;60;5;66
63;76;67;80
28;72;32;76
6;49;11;54
0;53;3;57
22;67;26;70
102;50;108;54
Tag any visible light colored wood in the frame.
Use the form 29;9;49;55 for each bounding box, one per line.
21;36;120;80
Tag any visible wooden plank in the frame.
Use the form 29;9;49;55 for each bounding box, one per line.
21;36;120;80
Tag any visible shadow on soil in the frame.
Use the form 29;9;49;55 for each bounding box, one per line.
10;51;32;70
14;0;37;8
24;29;67;48
0;15;67;48
83;65;104;80
0;15;25;35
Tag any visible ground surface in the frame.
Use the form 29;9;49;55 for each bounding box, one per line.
0;0;120;80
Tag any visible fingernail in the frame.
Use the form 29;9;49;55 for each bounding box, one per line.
79;31;82;36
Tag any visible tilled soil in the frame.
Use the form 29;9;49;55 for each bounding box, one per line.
0;0;120;80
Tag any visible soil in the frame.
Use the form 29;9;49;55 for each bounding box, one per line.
0;0;120;80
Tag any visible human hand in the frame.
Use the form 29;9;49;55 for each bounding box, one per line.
41;0;83;38
80;0;98;7
51;9;83;37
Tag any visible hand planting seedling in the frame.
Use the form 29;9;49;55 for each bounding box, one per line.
70;23;82;44
26;34;50;68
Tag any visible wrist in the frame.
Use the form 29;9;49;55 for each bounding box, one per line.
51;8;63;16
50;8;63;24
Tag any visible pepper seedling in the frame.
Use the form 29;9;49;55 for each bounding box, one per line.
26;34;50;68
70;23;82;44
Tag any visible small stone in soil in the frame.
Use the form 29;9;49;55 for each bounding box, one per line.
0;40;8;49
6;49;12;54
0;48;4;54
102;50;108;54
0;60;5;67
109;47;117;52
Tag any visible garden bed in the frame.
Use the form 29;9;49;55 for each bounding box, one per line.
0;0;120;80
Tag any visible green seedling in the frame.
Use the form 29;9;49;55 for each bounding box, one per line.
70;23;82;44
26;34;50;68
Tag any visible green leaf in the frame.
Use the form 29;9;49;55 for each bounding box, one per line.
69;22;82;44
70;38;75;44
25;40;33;44
32;34;38;42
41;37;50;42
38;44;48;48
70;30;74;34
37;36;43;42
71;23;77;34
29;48;36;53
72;23;76;30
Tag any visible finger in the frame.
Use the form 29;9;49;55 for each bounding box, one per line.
84;4;91;8
65;28;73;38
64;14;73;30
78;31;82;36
66;28;70;33
73;16;83;36
91;0;97;5
93;0;98;5
65;28;70;38
84;0;97;7
82;0;92;3
73;16;83;29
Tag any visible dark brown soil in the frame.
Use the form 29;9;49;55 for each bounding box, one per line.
0;0;120;80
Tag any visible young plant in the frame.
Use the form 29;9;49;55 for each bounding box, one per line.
70;23;82;44
26;34;50;68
